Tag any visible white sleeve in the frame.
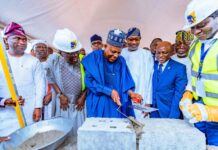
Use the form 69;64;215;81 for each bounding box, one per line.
185;60;192;91
144;53;154;105
34;60;46;108
185;81;192;91
46;54;59;84
0;98;6;106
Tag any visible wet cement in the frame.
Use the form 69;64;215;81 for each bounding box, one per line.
56;135;77;150
16;130;64;150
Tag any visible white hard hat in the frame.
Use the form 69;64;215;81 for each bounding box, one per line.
53;28;82;53
183;0;218;29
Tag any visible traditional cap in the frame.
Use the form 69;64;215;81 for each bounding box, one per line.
176;30;194;43
126;27;141;39
4;22;26;37
30;39;47;50
106;29;125;48
90;34;102;43
183;0;218;29
53;28;82;53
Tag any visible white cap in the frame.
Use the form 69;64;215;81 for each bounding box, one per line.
183;0;218;29
30;39;47;50
53;28;82;53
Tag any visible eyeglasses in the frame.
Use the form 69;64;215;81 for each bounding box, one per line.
127;37;141;42
63;51;79;56
92;41;102;45
191;19;210;31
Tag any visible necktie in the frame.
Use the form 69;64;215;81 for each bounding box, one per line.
158;64;163;82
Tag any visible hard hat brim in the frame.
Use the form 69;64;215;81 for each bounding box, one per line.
53;41;82;53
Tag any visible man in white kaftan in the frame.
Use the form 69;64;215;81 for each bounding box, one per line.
31;40;55;119
121;27;154;119
0;22;46;136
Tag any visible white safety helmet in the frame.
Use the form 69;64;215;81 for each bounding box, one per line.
183;0;218;29
53;28;82;53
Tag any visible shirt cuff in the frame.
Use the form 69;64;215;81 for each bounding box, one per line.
102;87;112;96
34;97;43;108
185;84;192;91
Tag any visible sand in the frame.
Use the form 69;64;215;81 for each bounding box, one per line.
16;130;64;150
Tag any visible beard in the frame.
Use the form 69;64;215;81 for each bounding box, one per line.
128;46;139;51
177;53;188;58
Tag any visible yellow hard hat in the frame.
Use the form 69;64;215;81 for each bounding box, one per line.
183;0;218;29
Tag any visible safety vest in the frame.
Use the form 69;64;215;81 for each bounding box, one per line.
79;54;86;91
189;39;218;106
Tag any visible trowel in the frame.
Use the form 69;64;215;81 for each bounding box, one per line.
116;106;144;127
129;104;158;113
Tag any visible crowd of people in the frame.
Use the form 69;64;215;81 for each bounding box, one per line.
1;0;218;147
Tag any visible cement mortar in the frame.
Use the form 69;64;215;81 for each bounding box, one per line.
16;130;64;150
56;135;77;150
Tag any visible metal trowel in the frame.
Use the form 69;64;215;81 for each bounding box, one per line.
116;106;144;127
129;104;158;113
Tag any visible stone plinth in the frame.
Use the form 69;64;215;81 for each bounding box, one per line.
78;118;136;150
139;119;206;150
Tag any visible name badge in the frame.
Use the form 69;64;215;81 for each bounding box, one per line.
196;79;206;98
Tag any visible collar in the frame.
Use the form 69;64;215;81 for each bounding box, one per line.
200;32;218;44
214;32;218;39
158;59;169;68
127;47;139;52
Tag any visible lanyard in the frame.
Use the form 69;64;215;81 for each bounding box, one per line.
197;40;217;79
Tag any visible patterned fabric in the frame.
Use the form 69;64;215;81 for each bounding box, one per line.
45;53;85;135
106;29;126;48
176;30;194;43
4;22;26;37
126;27;141;38
59;58;82;96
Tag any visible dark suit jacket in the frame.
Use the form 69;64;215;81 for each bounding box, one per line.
150;59;187;118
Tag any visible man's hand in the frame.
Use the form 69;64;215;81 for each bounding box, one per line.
75;90;87;111
33;108;41;122
43;93;52;105
4;96;24;106
75;96;85;111
0;136;10;142
111;90;121;106
128;90;143;104
59;94;69;111
17;96;25;105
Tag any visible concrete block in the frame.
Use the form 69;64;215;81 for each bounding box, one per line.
78;118;136;150
139;119;206;150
